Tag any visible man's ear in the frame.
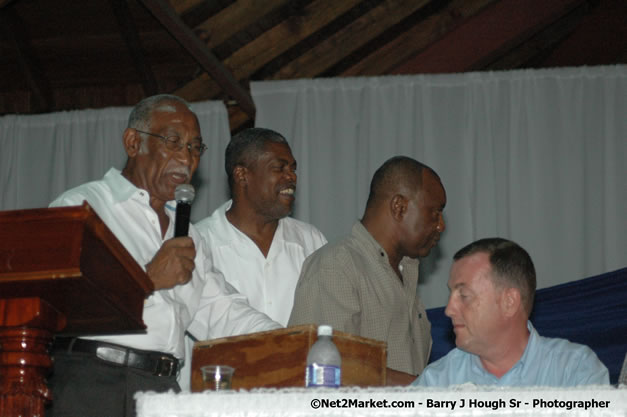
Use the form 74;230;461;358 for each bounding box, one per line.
390;194;408;222
501;287;522;318
123;128;142;158
232;165;248;187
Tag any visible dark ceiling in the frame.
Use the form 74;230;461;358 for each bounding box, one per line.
1;0;625;131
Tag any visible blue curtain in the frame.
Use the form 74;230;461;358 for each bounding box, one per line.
426;267;627;384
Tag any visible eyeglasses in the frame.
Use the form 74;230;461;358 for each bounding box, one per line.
135;129;207;157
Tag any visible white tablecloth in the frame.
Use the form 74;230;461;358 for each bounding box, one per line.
136;385;627;417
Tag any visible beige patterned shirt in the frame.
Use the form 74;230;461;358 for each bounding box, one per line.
289;221;432;375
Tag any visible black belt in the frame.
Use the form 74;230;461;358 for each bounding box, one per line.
53;338;179;377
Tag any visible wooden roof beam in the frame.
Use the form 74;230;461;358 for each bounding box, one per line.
342;0;500;76
138;0;256;118
109;0;159;97
485;2;588;70
390;0;588;74
168;0;203;15
195;0;291;50
270;0;432;80
0;7;52;113
0;0;16;8
174;0;363;100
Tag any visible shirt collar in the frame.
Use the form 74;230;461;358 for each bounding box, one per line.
470;320;537;381
222;199;288;244
103;168;142;203
351;221;419;282
352;221;387;260
516;320;538;369
351;221;419;270
103;168;176;210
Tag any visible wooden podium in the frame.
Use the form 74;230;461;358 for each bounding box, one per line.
0;203;153;417
191;325;387;391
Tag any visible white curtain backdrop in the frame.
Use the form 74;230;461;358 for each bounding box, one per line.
0;100;231;223
251;65;627;309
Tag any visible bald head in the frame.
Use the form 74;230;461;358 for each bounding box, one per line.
365;156;439;211
361;155;446;264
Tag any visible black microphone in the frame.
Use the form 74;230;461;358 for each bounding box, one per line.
174;184;195;237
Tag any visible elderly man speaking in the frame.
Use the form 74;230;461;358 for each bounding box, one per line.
48;95;279;416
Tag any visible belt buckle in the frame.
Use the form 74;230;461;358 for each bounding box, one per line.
155;356;177;377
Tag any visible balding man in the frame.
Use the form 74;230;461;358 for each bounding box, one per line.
289;156;447;377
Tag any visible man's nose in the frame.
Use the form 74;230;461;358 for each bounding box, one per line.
444;298;455;318
438;213;446;233
285;168;297;183
174;144;195;166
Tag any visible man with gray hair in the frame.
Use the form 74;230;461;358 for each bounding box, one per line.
48;95;280;416
412;238;609;387
195;127;326;326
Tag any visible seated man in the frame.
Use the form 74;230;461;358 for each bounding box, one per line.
413;238;609;387
289;156;447;377
48;94;280;416
195;128;327;326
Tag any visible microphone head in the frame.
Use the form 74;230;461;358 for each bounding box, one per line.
175;184;195;203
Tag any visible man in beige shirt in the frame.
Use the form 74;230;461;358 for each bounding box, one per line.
289;156;446;378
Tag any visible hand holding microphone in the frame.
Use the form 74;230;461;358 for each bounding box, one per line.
146;184;197;289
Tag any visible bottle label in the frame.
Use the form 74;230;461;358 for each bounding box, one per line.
305;363;341;387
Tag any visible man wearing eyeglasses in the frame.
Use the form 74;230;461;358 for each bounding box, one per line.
47;94;280;417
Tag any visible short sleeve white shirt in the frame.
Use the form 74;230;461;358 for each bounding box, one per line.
195;200;327;326
49;169;281;359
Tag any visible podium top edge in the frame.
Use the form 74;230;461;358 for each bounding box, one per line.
0;202;93;222
193;324;387;349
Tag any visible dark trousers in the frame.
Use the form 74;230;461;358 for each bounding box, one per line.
46;350;180;417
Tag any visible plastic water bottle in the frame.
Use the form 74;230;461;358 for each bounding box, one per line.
305;325;341;387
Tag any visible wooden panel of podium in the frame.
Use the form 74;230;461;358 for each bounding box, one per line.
0;203;153;417
191;325;387;391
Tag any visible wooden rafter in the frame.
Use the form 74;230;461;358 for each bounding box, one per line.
391;0;588;74
342;0;500;76
485;2;588;70
0;7;52;112
139;0;256;118
109;0;159;97
195;0;291;50
168;0;203;15
270;0;432;80
174;0;363;100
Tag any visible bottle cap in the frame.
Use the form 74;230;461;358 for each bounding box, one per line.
318;325;332;336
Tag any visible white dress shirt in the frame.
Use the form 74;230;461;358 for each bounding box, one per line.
195;200;327;326
49;168;281;359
